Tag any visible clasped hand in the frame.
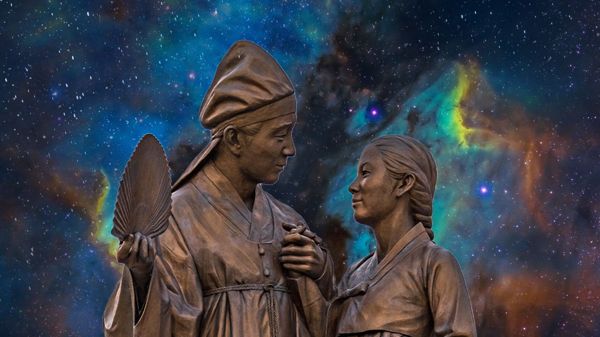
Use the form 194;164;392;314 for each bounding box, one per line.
279;223;326;280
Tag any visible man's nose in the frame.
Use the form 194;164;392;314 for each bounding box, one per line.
283;135;296;157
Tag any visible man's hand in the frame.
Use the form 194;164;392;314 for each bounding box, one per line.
117;232;158;278
116;232;159;318
280;223;326;279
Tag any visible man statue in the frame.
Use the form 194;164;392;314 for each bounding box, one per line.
104;40;334;337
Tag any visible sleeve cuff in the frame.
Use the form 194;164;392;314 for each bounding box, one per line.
314;247;335;299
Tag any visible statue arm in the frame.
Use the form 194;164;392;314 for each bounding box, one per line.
427;249;477;337
281;220;336;299
283;222;337;337
312;246;335;299
104;215;204;337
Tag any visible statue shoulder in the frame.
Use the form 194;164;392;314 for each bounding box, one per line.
171;182;195;205
425;242;463;275
339;252;375;290
169;182;209;220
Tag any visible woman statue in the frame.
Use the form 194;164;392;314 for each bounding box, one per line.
103;40;333;337
327;135;477;337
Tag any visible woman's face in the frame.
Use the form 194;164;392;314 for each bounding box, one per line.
348;144;399;225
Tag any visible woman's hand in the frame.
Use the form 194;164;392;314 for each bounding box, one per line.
280;223;326;279
116;232;158;278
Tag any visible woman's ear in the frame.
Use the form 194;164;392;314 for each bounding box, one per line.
395;173;416;197
223;126;242;156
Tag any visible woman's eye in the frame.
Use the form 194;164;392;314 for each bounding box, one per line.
361;170;369;176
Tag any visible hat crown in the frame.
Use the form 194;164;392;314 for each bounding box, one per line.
199;40;295;129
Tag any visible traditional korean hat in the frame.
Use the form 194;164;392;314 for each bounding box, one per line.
172;40;296;190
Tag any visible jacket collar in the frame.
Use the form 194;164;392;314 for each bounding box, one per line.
371;222;430;280
191;161;273;241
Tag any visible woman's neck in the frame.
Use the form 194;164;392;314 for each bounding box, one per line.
372;201;416;262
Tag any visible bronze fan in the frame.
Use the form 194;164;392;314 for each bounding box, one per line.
111;134;172;241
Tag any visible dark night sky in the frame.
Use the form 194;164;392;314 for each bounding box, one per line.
1;1;599;336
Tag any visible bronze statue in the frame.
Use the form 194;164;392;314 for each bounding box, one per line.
103;40;334;337
297;135;477;337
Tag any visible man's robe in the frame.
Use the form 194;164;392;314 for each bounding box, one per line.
324;223;476;337
104;161;333;337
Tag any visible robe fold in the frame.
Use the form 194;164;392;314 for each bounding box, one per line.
318;223;476;337
104;161;334;337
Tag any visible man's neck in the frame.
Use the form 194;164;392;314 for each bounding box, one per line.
212;157;256;211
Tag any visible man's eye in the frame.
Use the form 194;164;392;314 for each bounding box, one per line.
361;170;369;176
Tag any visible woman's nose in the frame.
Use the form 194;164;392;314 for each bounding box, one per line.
348;177;359;194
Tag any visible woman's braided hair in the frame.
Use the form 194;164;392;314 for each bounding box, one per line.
370;135;437;239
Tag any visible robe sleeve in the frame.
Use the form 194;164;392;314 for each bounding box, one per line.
313;246;336;299
286;247;335;337
284;220;336;337
104;215;204;337
427;249;477;337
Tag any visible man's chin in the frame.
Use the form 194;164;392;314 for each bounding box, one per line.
261;174;281;185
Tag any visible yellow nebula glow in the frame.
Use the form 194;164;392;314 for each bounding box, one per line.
94;171;110;219
450;64;473;147
445;62;554;231
92;170;119;259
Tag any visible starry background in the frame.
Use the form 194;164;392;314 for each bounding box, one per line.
1;1;599;336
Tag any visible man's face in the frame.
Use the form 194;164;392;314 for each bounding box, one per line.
239;113;296;185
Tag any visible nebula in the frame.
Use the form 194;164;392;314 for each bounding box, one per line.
2;1;599;336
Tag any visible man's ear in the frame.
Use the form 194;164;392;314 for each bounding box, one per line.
395;173;416;197
222;126;242;156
